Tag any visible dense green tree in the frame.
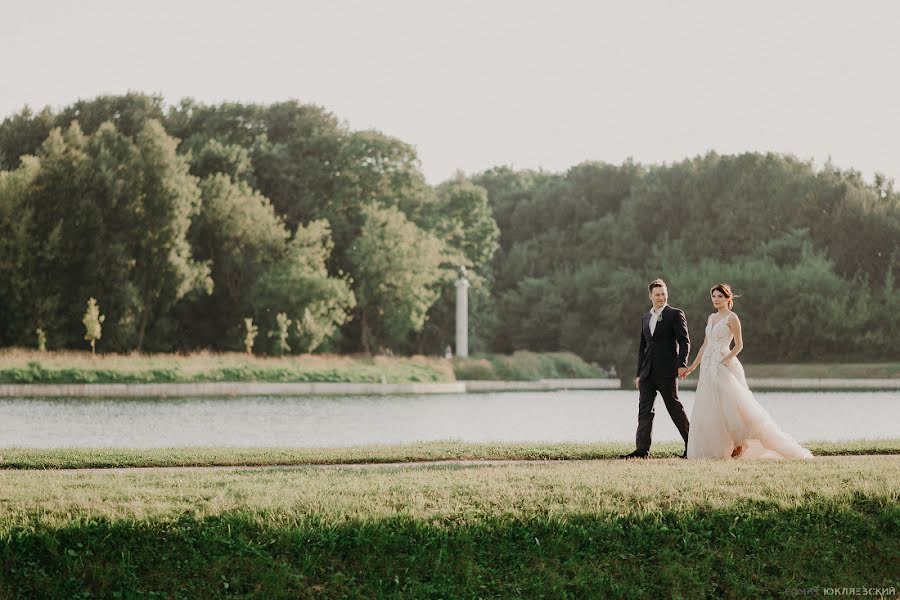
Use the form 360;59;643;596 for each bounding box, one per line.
6;120;209;351
414;176;500;354
17;124;94;347
425;177;499;273
318;129;434;288
0;93;167;170
472;167;554;249
187;139;255;183
476;152;899;367
249;220;355;354
129;120;211;350
493;277;565;353
348;204;446;353
166;99;344;229
1;94;897;361
56;93;166;139
183;174;288;348
0;156;41;344
0;106;54;170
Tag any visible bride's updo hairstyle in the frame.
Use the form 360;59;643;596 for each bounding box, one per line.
710;283;738;309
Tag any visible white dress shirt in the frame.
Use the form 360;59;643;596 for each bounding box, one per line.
649;304;668;336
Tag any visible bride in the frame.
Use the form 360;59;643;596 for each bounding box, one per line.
683;283;813;459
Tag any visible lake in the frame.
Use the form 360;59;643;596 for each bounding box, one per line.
0;390;897;448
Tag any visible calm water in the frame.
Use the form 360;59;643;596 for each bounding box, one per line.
0;390;897;448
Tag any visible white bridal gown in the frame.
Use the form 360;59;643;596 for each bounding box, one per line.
686;313;813;460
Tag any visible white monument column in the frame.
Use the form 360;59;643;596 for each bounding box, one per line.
455;267;470;358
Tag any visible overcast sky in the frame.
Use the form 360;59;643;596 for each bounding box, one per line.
1;0;898;185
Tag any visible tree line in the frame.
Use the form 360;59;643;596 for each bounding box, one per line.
1;93;897;367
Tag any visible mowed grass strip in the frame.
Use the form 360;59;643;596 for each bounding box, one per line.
1;439;898;470
0;457;896;598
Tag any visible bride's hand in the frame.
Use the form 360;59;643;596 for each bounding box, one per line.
720;357;731;366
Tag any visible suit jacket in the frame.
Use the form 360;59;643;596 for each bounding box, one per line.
636;305;690;379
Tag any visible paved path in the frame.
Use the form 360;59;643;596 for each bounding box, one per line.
27;459;561;474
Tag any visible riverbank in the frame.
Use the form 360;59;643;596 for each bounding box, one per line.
2;439;898;469
0;350;895;395
0;349;603;384
1;376;897;397
0;378;621;397
2;349;895;384
0;454;896;597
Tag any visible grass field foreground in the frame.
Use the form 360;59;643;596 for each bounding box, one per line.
0;455;896;597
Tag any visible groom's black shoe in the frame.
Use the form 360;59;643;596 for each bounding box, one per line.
681;450;688;459
619;450;650;460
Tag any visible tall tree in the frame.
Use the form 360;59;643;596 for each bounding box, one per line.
0;106;54;170
416;176;500;354
347;204;446;353
184;173;288;348
167;99;345;229
129;120;211;350
250;220;356;354
0;155;41;345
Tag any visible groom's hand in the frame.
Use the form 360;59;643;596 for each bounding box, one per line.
677;367;688;379
633;376;640;389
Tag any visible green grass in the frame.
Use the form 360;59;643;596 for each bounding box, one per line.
743;362;900;378
0;349;455;384
453;351;606;380
0;349;607;384
0;350;894;385
0;456;896;598
1;439;898;470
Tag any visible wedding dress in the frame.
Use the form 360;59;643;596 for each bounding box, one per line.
686;313;813;459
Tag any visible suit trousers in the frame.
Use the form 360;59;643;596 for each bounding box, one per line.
636;373;690;453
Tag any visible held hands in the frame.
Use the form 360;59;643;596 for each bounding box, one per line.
640;366;697;382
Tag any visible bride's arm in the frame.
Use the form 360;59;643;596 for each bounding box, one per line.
684;338;707;376
684;316;711;376
721;314;744;364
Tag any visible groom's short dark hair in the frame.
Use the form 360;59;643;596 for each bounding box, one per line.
648;279;667;292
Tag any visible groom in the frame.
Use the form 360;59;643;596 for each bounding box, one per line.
621;279;691;459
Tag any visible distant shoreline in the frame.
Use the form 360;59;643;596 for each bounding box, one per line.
0;350;896;393
0;377;896;397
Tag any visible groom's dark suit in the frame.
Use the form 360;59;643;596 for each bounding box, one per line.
635;305;691;453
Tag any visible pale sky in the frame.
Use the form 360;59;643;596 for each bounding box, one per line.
1;0;898;185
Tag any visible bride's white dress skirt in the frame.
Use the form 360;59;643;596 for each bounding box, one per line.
687;317;813;460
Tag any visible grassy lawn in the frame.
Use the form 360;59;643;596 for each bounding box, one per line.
743;363;900;379
1;439;899;470
0;455;896;598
